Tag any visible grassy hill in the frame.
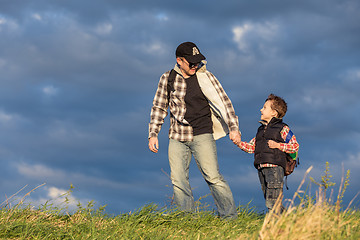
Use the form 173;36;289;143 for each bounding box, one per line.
1;164;359;239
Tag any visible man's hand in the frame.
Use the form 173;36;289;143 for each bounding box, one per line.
229;131;241;145
268;140;280;149
148;137;159;153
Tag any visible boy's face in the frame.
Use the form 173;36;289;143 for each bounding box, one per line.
260;100;278;122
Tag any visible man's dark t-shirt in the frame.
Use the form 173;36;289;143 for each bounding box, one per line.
184;74;213;136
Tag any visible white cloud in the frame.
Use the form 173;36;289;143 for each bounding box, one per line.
0;110;28;129
95;23;113;35
0;110;24;127
32;13;42;21
16;162;132;190
342;68;360;83
0;16;19;32
232;21;280;53
156;13;168;21
21;185;91;212
0;110;13;123
141;41;168;56
42;85;58;96
17;163;63;179
232;23;253;52
47;186;68;198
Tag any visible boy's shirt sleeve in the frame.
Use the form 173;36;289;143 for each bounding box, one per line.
238;137;256;153
279;126;299;153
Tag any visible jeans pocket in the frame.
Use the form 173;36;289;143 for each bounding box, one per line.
265;167;284;189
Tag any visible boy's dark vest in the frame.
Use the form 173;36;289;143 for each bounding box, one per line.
254;118;288;170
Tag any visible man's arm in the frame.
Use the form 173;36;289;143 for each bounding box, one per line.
206;72;240;142
148;72;170;152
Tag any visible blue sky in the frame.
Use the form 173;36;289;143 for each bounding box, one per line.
0;0;359;214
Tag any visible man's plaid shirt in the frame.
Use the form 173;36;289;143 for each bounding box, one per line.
238;125;299;168
149;68;239;142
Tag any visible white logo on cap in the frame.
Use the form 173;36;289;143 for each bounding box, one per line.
192;47;200;56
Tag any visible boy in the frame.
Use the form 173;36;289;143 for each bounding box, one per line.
237;94;299;212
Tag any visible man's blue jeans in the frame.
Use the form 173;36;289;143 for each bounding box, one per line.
168;133;237;218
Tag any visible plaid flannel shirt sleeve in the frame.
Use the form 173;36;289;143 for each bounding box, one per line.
207;72;239;132
279;126;299;153
238;137;256;153
148;73;169;139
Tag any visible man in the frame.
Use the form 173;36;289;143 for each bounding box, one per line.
148;42;241;219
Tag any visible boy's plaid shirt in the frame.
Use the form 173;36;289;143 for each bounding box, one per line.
238;125;299;168
149;69;239;142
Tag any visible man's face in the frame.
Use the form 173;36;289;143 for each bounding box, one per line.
176;57;200;78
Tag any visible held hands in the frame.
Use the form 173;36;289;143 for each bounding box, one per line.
267;140;281;149
148;137;159;153
229;131;241;145
151;131;243;152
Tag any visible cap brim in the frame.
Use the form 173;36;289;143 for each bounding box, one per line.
184;53;206;64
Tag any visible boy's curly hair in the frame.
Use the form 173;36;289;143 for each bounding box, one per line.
266;94;287;119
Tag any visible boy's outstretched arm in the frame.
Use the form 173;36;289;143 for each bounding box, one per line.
237;137;255;153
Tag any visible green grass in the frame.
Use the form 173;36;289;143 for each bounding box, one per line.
1;200;359;239
0;203;263;239
1;164;360;239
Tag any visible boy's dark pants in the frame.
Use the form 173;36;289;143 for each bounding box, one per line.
258;166;284;211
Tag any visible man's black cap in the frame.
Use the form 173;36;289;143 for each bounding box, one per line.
176;42;206;64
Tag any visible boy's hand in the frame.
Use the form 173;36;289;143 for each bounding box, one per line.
268;140;281;149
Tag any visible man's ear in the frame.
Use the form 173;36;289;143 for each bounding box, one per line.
176;57;182;65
